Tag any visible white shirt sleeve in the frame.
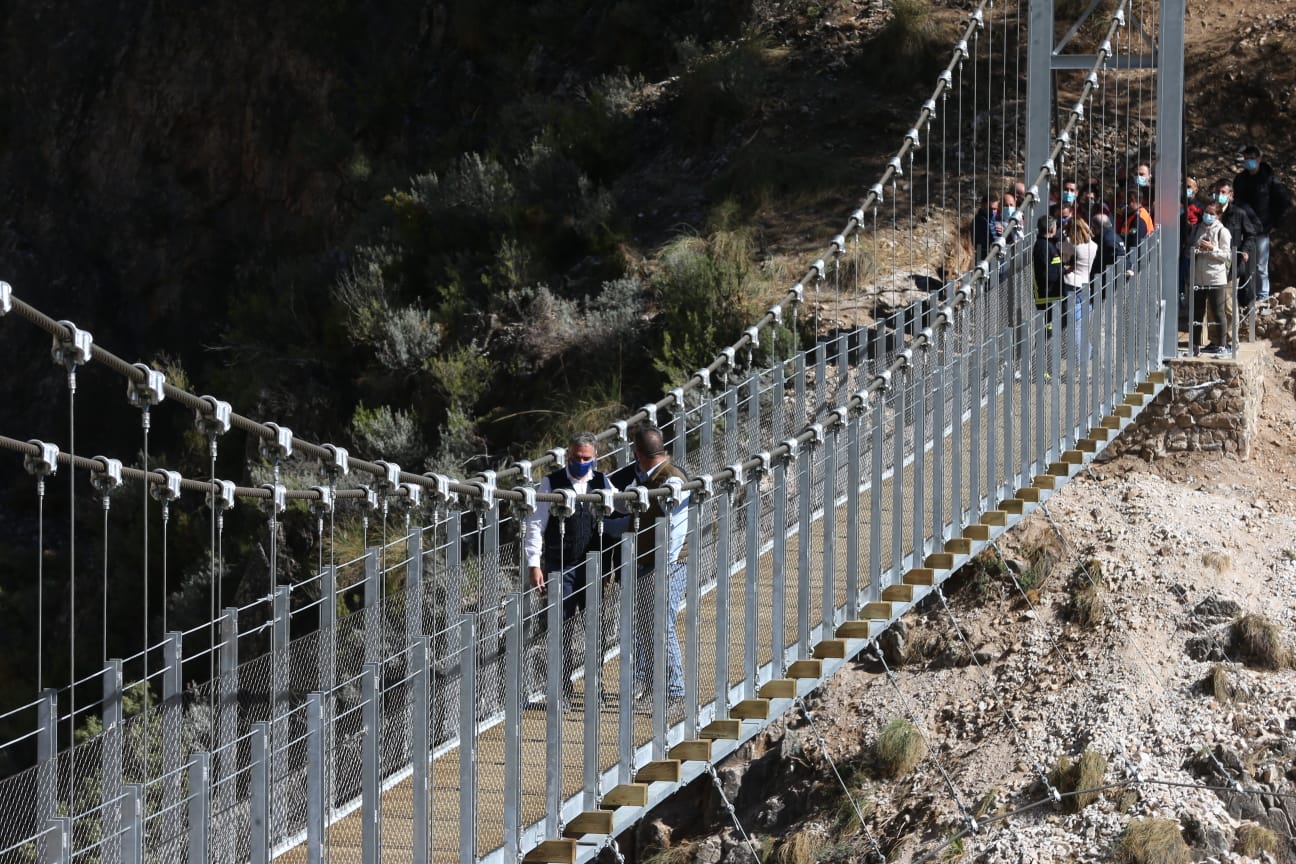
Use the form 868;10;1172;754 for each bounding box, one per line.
523;475;552;569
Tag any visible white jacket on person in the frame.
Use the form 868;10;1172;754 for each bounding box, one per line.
1189;218;1232;287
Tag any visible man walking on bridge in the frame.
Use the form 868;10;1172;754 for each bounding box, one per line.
605;424;689;711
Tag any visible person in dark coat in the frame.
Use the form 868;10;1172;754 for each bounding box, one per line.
1214;179;1262;308
1232;145;1291;302
1033;216;1066;329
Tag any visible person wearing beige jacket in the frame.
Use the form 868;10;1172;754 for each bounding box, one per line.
1188;200;1233;355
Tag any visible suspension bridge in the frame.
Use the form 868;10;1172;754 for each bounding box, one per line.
0;0;1194;861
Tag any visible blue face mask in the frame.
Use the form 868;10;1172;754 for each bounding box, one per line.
1185;187;1194;199
1202;213;1216;225
1244;159;1259;172
1217;192;1229;206
1062;190;1077;204
1135;174;1149;188
1004;206;1016;219
568;459;595;479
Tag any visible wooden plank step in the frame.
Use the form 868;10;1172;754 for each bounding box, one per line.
1047;462;1070;477
999;499;1026;515
1032;475;1058;489
563;811;614;837
600;784;648;808
945;537;973;555
731;699;770;720
523;840;577;863
787;659;823;679
1101;415;1122;429
758;679;797;700
925;552;955;570
1088;426;1112;441
982;510;1009;526
1016;487;1043;502
1077;438;1100;453
835;620;873;638
636;760;681;783
700;719;742;740
861;602;893;620
1115;404;1134;418
1062;450;1085;465
813;639;847;660
1136;380;1158;395
669;739;713;761
881;584;914;603
903;568;936;586
963;524;992;541
1148;370;1167;384
1123;392;1145;407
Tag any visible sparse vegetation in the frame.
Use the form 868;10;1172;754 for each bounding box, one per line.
874;717;928;778
1049;750;1108;813
1203;662;1242;702
1201;550;1232;573
1114;818;1190;864
1066;560;1105;627
774;828;827;864
1231;613;1293;670
1234;822;1279;858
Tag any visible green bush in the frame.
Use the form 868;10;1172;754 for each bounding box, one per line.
874;717;927;777
1115;818;1190;864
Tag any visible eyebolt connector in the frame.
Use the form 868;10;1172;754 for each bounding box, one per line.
693;474;714;502
398;482;422;510
126;364;166;410
612;420;628;444
663;477;685;510
309;485;335;516
694;368;711;390
469;478;496;512
323;444;349;477
210;479;236;512
628;486;650;513
151;470;183;505
720;346;736;370
724;464;744;491
831;234;847;254
258;482;286;516
790;282;805;305
780;438;800;462
90;456;123;495
755;451;772;477
744;326;760;349
874;370;892;392
196;396;232;438
422;473;453;507
811;259;826;280
24;440;59;479
592;488;617;519
373;460;401;496
640;403;658;426
51;320;93;370
261;422;293;463
0;281;11;316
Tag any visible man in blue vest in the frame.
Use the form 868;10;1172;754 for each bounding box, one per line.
524;432;615;703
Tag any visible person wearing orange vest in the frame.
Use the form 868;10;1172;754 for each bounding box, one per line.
1121;187;1156;251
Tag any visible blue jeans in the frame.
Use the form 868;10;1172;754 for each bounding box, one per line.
1256;234;1271;300
633;562;687;697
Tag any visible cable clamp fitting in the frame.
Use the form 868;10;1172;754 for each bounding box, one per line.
779;438;800;463
1055;130;1070;148
24;440;59;478
663;477;685;510
51;320;93;370
196;396;232;438
955;39;968;58
0;281;11;316
374;460;402;495
828;405;851;429
831;234;847;255
956;282;975;305
922;98;937;116
722;464;744;493
790;282;805;306
398;482;422;511
640;403;658;426
628;485;650;513
611;420;628;444
1086;71;1100;88
938;69;953;89
806;423;825;449
469;478;496;512
693;474;714;503
309;485;335;516
592;487;618;519
918;326;934;349
258;482;286;517
210;479;236;512
719;346;736;371
151;470;183;505
811;259;826;281
1071;101;1085;120
852;388;872;413
422;472;454;507
90;456;123;495
1099;39;1113;56
323;444;350;478
1041;158;1057;177
873;370;892;392
744;325;760;349
261;422;293;463
126;364;166;409
870;182;885;204
754;451;771;477
694;367;711;390
513;459;534;485
850;208;865;227
1112;8;1125;26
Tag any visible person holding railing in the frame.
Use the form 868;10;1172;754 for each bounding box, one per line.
524;431;615;706
1214;179;1262;337
604;424;689;712
1188;200;1233;356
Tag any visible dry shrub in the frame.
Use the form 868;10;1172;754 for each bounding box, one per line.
874;718;928;778
1234;822;1279;858
1049;750;1108;813
1203;663;1242;702
1115;818;1190;864
1231;613;1293;670
1071;580;1105;627
774;828;825;864
1201;550;1232;573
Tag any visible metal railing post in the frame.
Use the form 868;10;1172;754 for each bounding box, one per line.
122;784;144;864
796;442;811;656
49;817;71;864
250;722;270;864
868;395;884;604
970;321;983;517
459;614;479;864
951;342;966;532
543;579;563;839
890;367;907;581
743;472;759;697
582;554;602;808
218;609;238;840
846;404;862;618
406;529;424;653
364;547;381;669
685;498;701;735
306;693;325;864
37;697;57;864
617;529;637;785
716;489;734;706
986;330;1000;511
934;322;948;546
821;425;838;637
412;635;432;864
102;660;123;864
771;458;789;673
653;516;669;751
361;664;381;864
163;630;183;847
187;752;210;864
271;585;289;843
913;351;928;567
